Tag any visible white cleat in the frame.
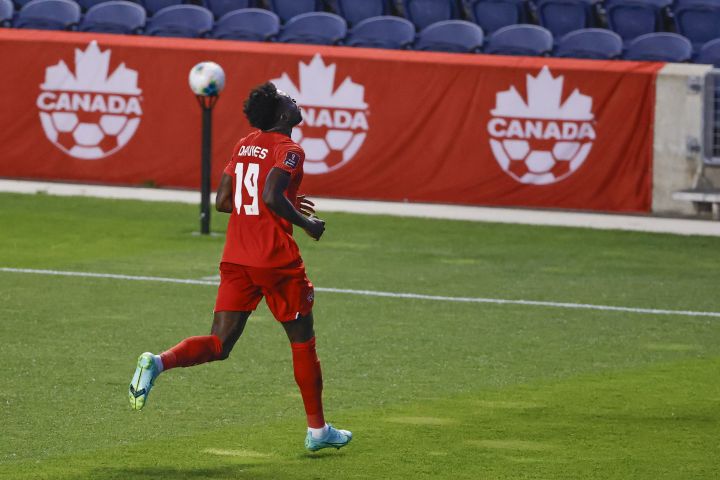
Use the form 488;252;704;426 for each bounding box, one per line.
305;424;353;451
128;352;159;411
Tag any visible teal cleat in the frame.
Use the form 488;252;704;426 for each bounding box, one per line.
128;352;160;411
305;424;353;452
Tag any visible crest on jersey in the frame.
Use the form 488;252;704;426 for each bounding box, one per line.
488;67;595;185
284;151;300;169
271;54;369;175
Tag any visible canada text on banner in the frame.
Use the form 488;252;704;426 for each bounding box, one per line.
0;29;662;212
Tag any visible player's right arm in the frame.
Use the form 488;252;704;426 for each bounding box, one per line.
215;173;233;213
263;168;325;241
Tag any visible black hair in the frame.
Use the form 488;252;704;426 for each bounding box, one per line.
243;82;282;131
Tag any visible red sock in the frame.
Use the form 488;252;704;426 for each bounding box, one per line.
291;337;325;428
159;335;223;371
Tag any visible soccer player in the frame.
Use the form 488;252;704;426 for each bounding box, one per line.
128;82;352;452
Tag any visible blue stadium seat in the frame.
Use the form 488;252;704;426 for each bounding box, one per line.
345;15;415;48
145;4;213;37
0;0;13;26
76;0;141;11
79;1;146;34
696;37;720;66
555;28;622;58
623;32;692;61
415;19;483;52
604;0;671;42
268;0;323;23
484;24;553;56
143;0;198;17
211;8;279;40
465;0;527;34
205;0;253;19
13;0;34;10
403;0;459;30
277;11;347;45
336;0;390;26
14;0;80;30
674;0;720;51
536;0;595;39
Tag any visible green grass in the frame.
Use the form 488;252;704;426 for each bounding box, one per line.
0;192;719;479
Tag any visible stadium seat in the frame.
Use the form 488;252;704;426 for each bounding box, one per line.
535;0;596;39
674;0;720;51
555;28;622;59
415;19;483;52
604;0;671;42
211;8;280;40
403;0;459;30
13;0;80;30
277;11;347;45
696;38;720;66
76;0;141;11
205;0;253;19
623;32;692;62
484;24;553;56
13;0;34;9
336;0;391;26
143;0;189;17
145;4;213;37
268;0;323;23
345;15;415;49
0;0;13;26
465;0;527;34
79;1;146;34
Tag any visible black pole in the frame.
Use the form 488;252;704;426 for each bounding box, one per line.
197;95;218;235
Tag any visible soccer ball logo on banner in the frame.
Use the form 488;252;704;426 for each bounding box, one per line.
488;67;595;185
36;41;142;160
271;54;369;175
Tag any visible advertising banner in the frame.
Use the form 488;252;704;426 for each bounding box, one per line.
0;30;662;212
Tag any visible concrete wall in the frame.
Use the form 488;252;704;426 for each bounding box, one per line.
652;64;714;215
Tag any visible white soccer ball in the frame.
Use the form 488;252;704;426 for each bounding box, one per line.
491;138;592;185
291;127;366;175
188;62;225;97
40;111;141;160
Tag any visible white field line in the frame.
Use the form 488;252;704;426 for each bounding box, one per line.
2;267;719;319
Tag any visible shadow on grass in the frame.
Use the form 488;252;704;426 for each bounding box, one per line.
80;466;263;480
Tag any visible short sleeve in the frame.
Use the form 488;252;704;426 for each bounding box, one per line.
223;159;236;176
224;141;242;176
273;147;304;176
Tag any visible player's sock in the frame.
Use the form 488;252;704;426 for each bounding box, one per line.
291;336;325;428
308;424;329;440
159;335;223;371
153;354;164;373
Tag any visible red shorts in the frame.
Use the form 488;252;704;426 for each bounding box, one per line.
214;261;314;322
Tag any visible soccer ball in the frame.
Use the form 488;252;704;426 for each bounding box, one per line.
188;62;226;97
41;111;141;160
491;138;592;185
291;124;367;175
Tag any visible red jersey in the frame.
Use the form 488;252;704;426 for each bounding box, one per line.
221;130;305;268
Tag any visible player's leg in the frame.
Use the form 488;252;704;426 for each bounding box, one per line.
129;262;261;410
159;311;250;369
128;312;249;411
281;312;352;451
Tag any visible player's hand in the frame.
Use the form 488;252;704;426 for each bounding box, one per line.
303;216;325;241
296;195;316;217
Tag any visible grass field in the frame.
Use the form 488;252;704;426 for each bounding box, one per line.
1;192;719;480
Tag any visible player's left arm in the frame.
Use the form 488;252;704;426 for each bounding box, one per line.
263;168;325;241
215;173;233;213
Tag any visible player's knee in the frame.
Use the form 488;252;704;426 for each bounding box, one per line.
217;347;232;361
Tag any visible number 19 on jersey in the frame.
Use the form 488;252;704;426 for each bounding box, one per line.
234;163;260;216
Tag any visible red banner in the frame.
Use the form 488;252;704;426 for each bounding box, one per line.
0;30;662;212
